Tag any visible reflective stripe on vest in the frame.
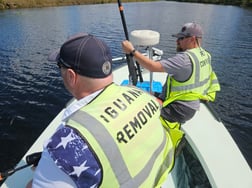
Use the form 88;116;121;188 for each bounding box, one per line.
67;83;174;187
163;48;220;106
171;49;211;93
186;50;220;100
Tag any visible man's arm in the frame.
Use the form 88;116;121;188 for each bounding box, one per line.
122;40;165;72
28;150;76;188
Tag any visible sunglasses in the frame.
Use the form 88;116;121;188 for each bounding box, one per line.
177;36;191;41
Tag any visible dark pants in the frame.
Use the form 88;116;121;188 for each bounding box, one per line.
161;102;196;124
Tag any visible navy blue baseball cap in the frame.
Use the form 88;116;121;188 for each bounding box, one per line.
48;33;112;78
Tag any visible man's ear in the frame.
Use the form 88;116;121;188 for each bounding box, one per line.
191;36;199;47
66;69;77;87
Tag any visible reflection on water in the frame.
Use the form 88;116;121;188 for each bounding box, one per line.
0;1;251;174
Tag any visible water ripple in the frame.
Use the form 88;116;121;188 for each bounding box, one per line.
0;1;252;171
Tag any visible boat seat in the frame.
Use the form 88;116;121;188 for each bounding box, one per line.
130;30;160;46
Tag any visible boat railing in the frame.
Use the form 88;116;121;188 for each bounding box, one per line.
201;101;222;122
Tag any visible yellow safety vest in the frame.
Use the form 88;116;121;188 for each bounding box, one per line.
66;83;174;188
163;48;220;107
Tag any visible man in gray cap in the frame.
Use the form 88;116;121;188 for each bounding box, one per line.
26;33;174;188
122;22;220;125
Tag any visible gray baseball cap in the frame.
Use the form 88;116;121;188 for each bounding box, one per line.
172;23;203;38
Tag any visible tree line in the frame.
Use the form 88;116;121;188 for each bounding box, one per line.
169;0;252;7
0;0;251;10
0;0;145;9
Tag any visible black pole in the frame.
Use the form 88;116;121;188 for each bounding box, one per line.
117;0;139;85
117;0;129;40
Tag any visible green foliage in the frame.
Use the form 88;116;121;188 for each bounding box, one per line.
1;0;251;9
241;0;252;6
169;0;252;6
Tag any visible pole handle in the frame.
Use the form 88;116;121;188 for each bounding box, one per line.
0;152;42;181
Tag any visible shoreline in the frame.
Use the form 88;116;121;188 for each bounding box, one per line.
0;0;146;10
1;0;251;10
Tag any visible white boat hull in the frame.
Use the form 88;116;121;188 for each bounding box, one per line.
1;65;251;188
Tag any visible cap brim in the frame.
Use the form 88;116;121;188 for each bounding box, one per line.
47;48;60;62
172;33;185;38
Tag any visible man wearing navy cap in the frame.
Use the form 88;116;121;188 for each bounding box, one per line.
27;33;174;188
122;22;220;124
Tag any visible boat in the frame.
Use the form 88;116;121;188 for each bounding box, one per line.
0;30;251;188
